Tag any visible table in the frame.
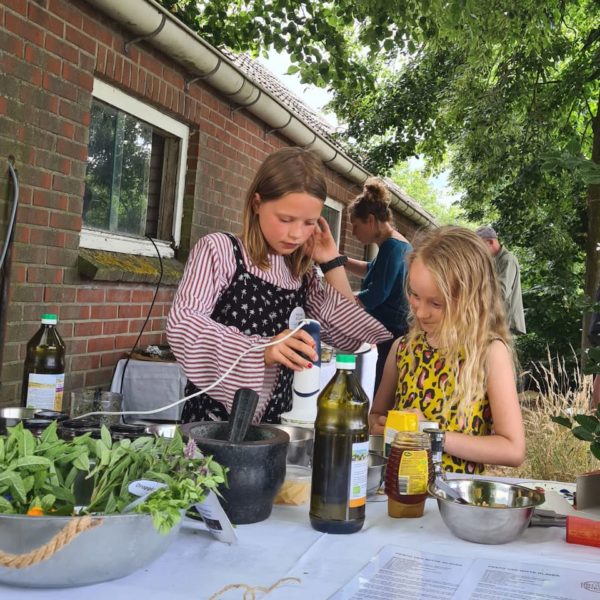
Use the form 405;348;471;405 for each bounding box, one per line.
2;480;599;599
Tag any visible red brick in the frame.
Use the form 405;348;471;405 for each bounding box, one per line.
102;320;129;335
71;354;100;371
87;337;114;353
27;266;63;284
83;368;112;388
52;173;84;196
28;3;64;38
74;321;102;336
68;338;88;355
2;0;27;16
1;53;43;87
115;335;138;350
128;319;146;333
62;61;93;91
132;290;154;302
0;30;23;58
101;351;126;367
42;72;78;102
56;138;87;161
60;305;90;320
50;211;81;232
5;12;44;47
44;285;76;303
30;227;66;248
44;34;78;64
91;305;118;319
76;288;105;303
106;289;131;303
65;25;96;56
0;97;6;115
118;305;142;319
19;205;50;227
46;247;77;267
48;0;82;28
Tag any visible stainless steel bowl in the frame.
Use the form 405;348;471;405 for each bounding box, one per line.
367;452;387;495
0;406;38;434
0;513;180;588
430;478;545;544
270;424;313;466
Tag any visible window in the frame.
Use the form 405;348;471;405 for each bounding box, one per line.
322;197;343;247
82;80;189;258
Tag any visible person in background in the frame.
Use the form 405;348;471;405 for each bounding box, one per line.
476;226;526;335
343;178;412;395
590;284;600;409
167;147;390;424
370;226;525;474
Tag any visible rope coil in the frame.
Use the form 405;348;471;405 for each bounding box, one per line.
0;516;103;569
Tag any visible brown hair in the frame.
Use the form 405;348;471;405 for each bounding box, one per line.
241;147;327;278
348;177;392;223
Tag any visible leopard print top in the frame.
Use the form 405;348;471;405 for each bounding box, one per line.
394;333;492;474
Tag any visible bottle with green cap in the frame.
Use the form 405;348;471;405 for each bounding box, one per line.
310;352;370;534
21;314;66;411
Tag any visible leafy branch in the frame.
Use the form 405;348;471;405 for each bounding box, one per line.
551;406;600;460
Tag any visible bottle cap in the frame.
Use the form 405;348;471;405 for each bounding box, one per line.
41;313;58;324
335;353;356;369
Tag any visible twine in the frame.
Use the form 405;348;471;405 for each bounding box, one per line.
208;576;301;600
0;515;103;569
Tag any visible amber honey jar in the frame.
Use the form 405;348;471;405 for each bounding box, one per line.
384;431;434;518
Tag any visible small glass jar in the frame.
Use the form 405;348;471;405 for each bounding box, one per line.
109;423;147;441
58;417;102;440
23;418;54;438
384;431;433;518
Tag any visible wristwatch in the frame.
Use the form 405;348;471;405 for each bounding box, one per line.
319;255;348;274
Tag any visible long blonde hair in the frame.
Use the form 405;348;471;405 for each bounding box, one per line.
241;147;327;279
404;226;512;414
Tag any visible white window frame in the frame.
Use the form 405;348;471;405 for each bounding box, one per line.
80;79;189;258
324;197;344;248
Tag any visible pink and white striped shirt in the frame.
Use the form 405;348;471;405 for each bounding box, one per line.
167;232;391;419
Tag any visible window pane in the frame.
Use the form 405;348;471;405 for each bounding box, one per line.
321;204;341;246
84;100;152;237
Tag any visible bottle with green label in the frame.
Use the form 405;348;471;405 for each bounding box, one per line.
21;314;66;411
309;353;370;534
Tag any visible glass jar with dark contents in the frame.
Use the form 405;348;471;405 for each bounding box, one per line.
109;423;147;441
58;417;103;440
23;418;55;438
384;431;433;518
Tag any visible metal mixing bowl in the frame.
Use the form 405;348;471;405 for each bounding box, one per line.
270;424;313;466
367;453;387;495
0;407;38;434
430;478;545;544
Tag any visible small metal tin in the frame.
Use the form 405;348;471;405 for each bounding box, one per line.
23;418;54;438
58;417;102;440
109;423;147;441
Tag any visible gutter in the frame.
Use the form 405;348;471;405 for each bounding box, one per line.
83;0;436;227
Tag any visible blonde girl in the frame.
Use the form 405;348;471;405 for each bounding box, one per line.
369;226;525;473
168;147;390;424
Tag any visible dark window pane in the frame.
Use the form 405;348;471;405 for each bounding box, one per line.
321;204;341;245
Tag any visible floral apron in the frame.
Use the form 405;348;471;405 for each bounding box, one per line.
181;233;307;424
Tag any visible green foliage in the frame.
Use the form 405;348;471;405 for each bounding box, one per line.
0;422;226;534
389;161;472;226
552;406;600;461
155;0;600;368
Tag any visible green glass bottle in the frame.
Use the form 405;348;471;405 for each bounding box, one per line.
21;314;66;411
309;353;370;534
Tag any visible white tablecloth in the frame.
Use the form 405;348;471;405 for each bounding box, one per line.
2;480;599;599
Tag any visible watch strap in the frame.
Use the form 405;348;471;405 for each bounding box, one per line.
319;255;348;274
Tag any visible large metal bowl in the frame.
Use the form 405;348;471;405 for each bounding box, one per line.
0;513;180;588
0;407;38;434
367;453;386;496
270;424;313;466
430;478;545;544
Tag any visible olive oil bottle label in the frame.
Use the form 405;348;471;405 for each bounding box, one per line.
397;450;429;495
348;441;369;508
25;373;65;411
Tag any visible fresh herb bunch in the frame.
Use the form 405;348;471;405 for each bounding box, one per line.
552;406;600;461
0;421;226;533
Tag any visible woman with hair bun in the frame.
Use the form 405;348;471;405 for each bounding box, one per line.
345;178;412;394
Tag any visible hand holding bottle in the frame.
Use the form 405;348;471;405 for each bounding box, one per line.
264;328;318;371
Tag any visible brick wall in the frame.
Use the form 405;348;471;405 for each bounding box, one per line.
0;0;422;407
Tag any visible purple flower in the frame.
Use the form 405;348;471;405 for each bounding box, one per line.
184;439;199;459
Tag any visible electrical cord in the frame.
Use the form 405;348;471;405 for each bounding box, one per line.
117;234;163;395
75;318;312;421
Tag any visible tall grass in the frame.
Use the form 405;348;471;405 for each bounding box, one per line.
489;355;599;483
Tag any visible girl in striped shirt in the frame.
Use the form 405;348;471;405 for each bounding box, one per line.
167;147;391;423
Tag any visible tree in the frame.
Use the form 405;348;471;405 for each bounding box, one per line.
158;0;600;366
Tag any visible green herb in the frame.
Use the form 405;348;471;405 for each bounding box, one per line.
0;422;226;533
551;405;600;461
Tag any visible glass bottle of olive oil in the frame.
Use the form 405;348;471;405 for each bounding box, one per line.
310;353;369;534
21;314;66;411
